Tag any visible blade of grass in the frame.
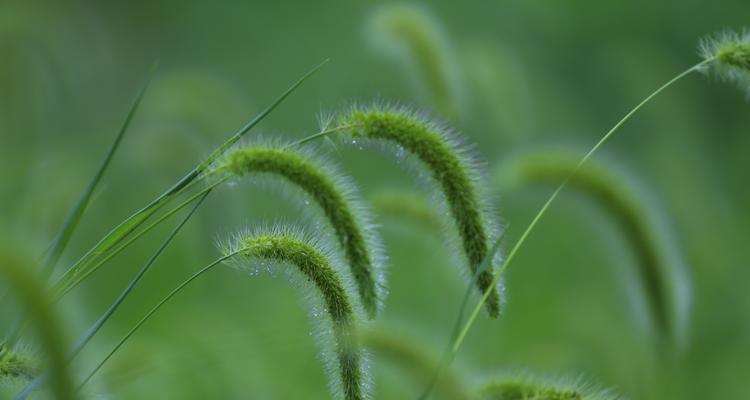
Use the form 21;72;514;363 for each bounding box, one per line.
18;192;211;397
52;178;227;299
38;63;157;283
51;59;329;298
419;59;713;399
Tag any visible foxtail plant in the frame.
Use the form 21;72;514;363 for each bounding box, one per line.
338;105;503;317
700;29;750;93
472;375;617;400
209;141;386;319
366;4;466;118
496;150;691;344
81;225;369;400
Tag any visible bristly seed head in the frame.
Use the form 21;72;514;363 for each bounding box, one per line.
211;140;386;320
700;29;750;94
339;104;503;318
222;225;369;400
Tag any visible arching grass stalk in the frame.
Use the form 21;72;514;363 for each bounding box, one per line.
81;227;368;400
421;47;731;398
0;250;73;400
210;141;385;318
498;151;691;344
339;105;503;317
50;60;328;299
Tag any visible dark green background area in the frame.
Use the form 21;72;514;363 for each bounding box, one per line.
1;0;748;398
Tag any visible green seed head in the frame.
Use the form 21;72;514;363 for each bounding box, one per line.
222;225;369;400
366;4;466;118
472;374;618;400
496;149;692;346
700;29;750;93
341;105;503;317
212;140;386;319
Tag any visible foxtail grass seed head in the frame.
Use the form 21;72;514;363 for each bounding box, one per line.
211;140;386;319
700;29;750;94
366;4;467;118
221;225;369;400
472;374;619;400
340;104;503;317
497;150;692;345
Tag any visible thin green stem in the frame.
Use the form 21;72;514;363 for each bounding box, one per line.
452;58;714;353
418;58;715;399
77;252;238;390
285;123;359;148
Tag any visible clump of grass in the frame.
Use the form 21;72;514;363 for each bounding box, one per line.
224;226;368;400
339;105;502;317
700;29;750;93
211;140;386;319
496;150;691;344
366;4;466;118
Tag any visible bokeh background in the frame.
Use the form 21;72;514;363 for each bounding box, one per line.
1;0;748;399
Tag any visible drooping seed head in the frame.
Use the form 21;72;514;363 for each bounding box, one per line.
497;149;692;346
210;139;386;319
472;374;619;400
221;225;369;400
340;104;503;317
700;29;750;94
366;4;467;118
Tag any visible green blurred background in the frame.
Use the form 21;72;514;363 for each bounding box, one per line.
1;0;748;398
